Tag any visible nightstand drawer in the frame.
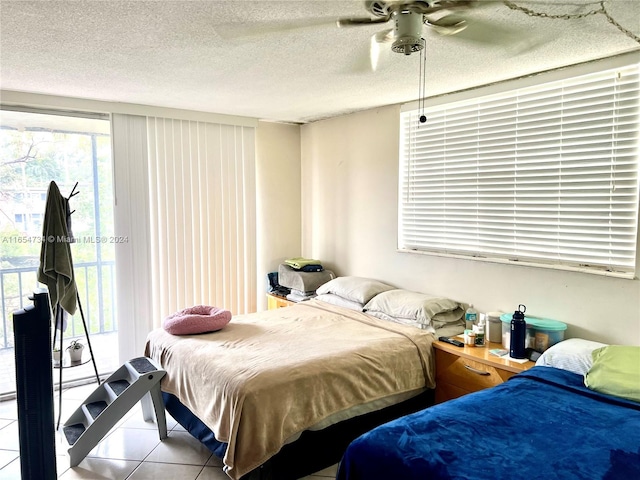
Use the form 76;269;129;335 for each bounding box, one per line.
435;348;516;402
266;293;294;310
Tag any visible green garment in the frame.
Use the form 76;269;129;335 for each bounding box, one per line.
37;181;78;315
284;257;322;269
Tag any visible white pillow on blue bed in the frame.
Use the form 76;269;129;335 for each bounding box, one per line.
535;338;608;376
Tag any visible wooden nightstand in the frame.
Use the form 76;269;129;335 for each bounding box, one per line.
434;339;535;404
266;293;294;310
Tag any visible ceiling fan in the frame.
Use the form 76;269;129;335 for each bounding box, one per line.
338;1;640;70
334;0;533;71
214;0;540;72
337;0;482;57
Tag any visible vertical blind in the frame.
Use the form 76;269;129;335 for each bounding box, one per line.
147;118;256;321
112;113;153;362
399;63;640;276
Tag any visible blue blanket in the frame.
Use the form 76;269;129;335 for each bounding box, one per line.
337;366;640;480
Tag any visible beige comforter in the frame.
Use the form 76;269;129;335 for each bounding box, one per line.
144;300;436;479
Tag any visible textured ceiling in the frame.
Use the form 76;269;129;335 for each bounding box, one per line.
1;0;639;124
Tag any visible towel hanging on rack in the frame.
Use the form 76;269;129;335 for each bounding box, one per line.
37;181;78;327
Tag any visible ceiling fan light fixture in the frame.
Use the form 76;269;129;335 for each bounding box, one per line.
392;36;425;54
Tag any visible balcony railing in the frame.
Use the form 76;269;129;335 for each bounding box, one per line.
0;260;117;350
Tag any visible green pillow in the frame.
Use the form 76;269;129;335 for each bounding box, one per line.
585;346;640;403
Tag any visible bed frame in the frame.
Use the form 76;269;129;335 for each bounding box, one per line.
163;389;435;479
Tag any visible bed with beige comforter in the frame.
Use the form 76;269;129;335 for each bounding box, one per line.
144;300;437;479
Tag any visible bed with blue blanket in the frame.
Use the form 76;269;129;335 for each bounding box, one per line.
337;366;640;480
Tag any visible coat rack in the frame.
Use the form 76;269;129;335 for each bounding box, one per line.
48;182;101;429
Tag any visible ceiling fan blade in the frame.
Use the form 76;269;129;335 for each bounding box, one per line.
214;17;337;40
440;16;548;54
370;29;394;71
425;14;468;36
370;35;381;71
343;29;393;75
410;0;478;15
374;28;394;44
337;15;391;27
430;15;514;44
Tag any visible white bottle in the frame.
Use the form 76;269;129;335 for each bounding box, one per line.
465;304;478;330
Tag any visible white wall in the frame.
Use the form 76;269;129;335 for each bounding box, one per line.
301;105;640;346
8;90;637;343
256;121;302;310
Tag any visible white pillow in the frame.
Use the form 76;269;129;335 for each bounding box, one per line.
315;276;394;305
363;289;463;329
315;293;364;311
366;310;434;332
535;338;608;376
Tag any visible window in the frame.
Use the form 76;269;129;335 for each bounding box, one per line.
399;60;640;278
29;213;43;232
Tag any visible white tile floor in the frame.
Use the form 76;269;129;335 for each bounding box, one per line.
0;383;337;479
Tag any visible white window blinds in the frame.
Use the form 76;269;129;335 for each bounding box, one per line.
112;114;256;361
147;118;257;321
399;63;640;277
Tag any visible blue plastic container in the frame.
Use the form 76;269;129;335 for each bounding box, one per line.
500;314;567;352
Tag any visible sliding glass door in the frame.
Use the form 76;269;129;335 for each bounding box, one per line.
0;109;117;398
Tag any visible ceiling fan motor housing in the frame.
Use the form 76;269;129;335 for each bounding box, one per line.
391;11;425;55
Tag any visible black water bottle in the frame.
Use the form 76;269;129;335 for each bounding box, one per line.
510;304;527;359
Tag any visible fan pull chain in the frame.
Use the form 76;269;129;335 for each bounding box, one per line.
418;39;427;126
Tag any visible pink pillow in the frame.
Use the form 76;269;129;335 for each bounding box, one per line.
163;305;232;335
